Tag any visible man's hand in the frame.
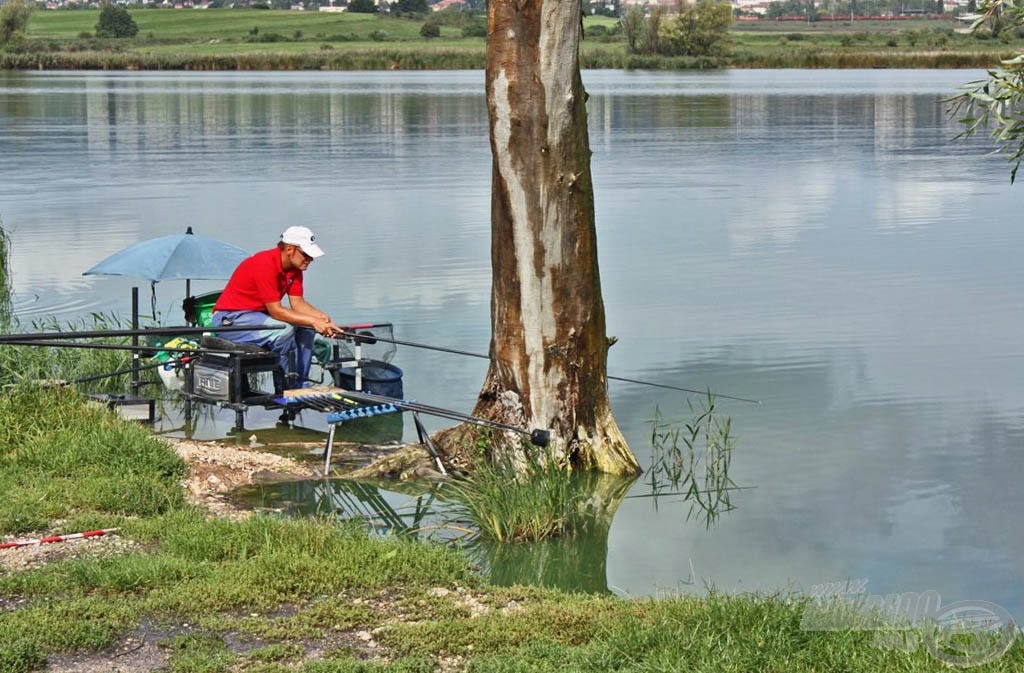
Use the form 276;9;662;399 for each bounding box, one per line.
313;316;343;338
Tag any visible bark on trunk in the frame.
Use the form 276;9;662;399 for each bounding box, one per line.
437;0;639;476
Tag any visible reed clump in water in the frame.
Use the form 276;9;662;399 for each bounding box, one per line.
447;452;587;543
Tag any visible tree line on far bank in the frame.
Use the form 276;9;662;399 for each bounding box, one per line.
0;0;730;59
1;0;138;44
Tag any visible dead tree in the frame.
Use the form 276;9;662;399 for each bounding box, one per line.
437;0;640;476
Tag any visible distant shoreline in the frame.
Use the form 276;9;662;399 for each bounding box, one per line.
0;49;1010;71
2;9;1017;71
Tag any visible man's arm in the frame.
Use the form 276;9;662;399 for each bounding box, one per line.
287;295;331;322
265;297;341;337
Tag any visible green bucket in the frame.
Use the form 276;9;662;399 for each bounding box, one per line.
183;290;222;327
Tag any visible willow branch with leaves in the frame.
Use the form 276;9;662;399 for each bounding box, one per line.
948;0;1024;183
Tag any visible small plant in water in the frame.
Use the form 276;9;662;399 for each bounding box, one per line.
447;450;587;544
646;392;739;528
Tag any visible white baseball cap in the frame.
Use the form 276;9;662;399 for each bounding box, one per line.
280;226;324;259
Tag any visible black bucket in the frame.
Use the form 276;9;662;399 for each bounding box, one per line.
332;360;404;399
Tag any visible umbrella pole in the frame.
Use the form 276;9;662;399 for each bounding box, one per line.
131;286;140;396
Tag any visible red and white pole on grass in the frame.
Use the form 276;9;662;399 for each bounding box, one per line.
0;528;118;550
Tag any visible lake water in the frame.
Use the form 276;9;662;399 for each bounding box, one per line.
2;69;1023;616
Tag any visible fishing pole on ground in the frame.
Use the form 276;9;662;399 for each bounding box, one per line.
0;528;119;550
333;330;762;405
0;326;284;396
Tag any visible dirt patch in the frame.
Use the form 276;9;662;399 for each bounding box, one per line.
172;438;324;518
45;634;167;673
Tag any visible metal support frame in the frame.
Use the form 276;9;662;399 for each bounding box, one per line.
412;412;447;475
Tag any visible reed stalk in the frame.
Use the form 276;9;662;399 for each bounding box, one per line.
646;392;739;527
0;219;12;331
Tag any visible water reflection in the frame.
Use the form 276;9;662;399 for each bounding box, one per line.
236;457;739;596
471;473;635;594
239;471;639;595
259;478;438;536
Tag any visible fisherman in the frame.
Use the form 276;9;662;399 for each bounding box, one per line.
211;226;343;389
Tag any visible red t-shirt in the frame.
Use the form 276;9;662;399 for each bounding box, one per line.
213;248;304;313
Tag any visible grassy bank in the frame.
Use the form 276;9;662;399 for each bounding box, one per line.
1;385;1023;671
1;9;1020;69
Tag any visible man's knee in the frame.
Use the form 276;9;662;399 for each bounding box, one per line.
295;326;316;348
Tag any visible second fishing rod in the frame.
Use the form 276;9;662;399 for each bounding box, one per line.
334;330;762;405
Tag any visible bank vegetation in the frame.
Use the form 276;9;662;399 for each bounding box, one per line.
1;7;1022;69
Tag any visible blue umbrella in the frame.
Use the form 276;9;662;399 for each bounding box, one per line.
84;226;248;283
83;226;249;319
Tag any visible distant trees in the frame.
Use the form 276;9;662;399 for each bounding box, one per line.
766;0;949;17
391;0;429;14
620;4;643;51
620;1;731;57
348;0;377;13
765;0;820;18
95;3;139;39
658;1;731;56
419;20;440;37
0;0;34;48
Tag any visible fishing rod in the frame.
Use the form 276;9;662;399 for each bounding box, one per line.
71;356;192;386
0;323;282;344
0;339;199;353
0;339;263;357
335;330;762;405
281;388;551;447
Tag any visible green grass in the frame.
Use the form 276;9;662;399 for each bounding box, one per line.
7;10;1023;70
1;387;1023;671
26;8;463;42
0;386;186;533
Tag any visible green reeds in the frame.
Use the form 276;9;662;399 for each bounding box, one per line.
0;313;147;395
0;219;12;331
646;392;739;527
0;47;488;71
447;454;588;543
0;220;155;394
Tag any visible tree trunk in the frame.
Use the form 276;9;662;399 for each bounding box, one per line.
437;0;639;476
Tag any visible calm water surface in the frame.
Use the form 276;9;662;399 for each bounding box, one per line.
2;69;1022;615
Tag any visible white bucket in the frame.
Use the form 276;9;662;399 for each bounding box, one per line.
157;363;185;391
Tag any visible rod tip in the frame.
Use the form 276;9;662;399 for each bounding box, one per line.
530;429;551;447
